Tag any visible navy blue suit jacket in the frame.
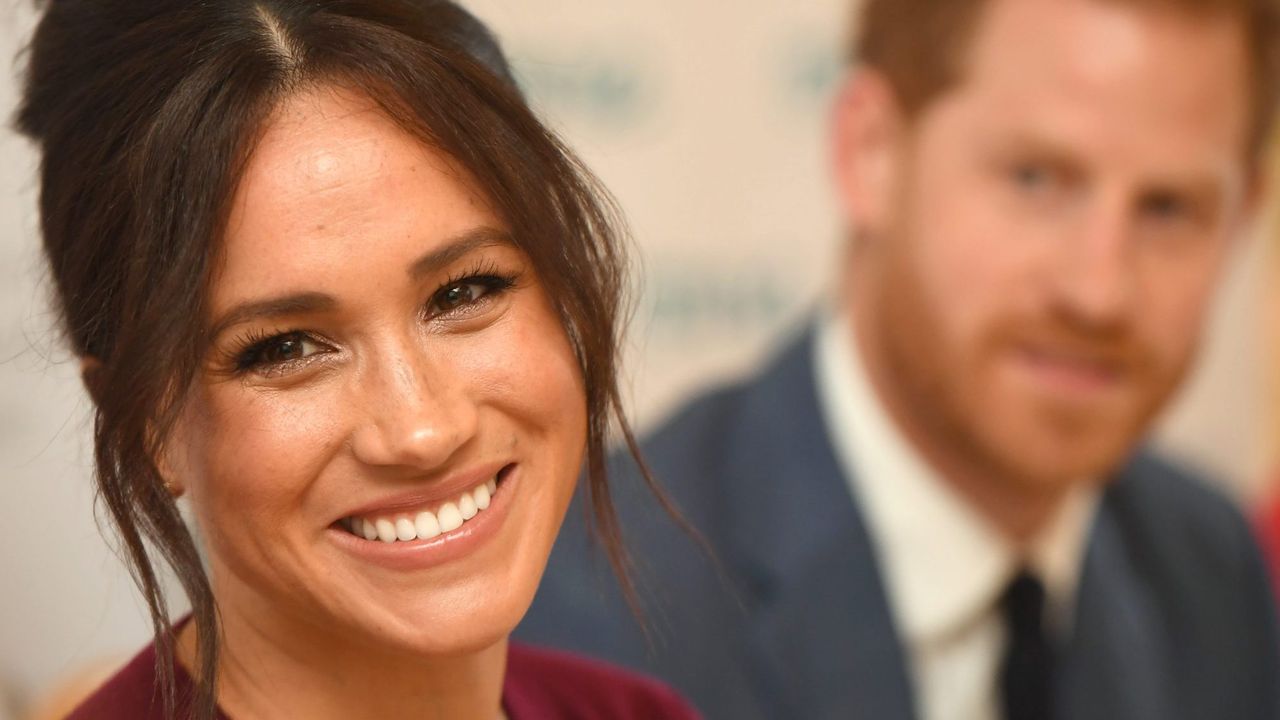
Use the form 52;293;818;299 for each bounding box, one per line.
517;330;1280;720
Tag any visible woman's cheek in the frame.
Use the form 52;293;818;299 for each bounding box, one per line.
186;386;343;521
487;312;584;423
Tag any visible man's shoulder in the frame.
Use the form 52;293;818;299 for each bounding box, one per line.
641;379;755;468
635;330;822;491
1111;451;1259;564
1105;450;1277;636
1095;452;1280;718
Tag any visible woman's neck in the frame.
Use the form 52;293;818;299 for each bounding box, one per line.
176;600;507;720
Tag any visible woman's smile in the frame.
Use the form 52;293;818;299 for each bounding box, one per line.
327;463;519;571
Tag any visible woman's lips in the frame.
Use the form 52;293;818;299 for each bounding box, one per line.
337;462;509;520
327;464;517;571
342;473;500;543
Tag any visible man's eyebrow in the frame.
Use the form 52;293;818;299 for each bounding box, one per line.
208;292;337;342
206;227;515;341
408;226;514;281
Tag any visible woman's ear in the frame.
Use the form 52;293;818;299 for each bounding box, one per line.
82;355;186;498
153;426;187;499
154;448;186;499
830;67;907;242
79;355;105;408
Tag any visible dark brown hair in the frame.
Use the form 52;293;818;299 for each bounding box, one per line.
853;0;1280;159
15;1;671;717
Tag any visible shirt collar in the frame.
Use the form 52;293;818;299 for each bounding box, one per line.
812;310;1099;644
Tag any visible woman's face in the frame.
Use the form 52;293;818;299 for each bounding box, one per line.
167;87;587;655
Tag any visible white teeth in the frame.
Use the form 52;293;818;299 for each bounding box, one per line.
458;492;478;520
395;518;417;542
414;510;441;540
375;519;397;544
351;474;500;542
437;502;463;532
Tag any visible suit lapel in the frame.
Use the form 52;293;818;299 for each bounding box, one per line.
723;331;917;720
1057;480;1176;720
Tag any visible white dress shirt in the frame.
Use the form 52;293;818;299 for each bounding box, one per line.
813;312;1099;720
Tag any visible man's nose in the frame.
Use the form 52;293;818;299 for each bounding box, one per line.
1048;196;1138;331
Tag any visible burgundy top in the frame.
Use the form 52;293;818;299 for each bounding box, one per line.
67;638;699;719
1260;492;1280;601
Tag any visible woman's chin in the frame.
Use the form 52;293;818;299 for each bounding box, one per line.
330;584;533;659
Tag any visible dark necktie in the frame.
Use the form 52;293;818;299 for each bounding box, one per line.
1000;570;1055;720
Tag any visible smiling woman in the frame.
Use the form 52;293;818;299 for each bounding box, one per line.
14;1;697;719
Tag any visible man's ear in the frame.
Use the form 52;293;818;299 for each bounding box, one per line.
1242;161;1271;227
831;68;907;242
1224;160;1271;257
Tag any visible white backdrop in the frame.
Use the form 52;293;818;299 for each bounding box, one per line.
0;0;1273;710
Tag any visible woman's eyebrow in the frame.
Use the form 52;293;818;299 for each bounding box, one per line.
408;226;513;281
209;292;337;341
207;227;514;341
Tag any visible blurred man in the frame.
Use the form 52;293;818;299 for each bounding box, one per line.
517;0;1280;718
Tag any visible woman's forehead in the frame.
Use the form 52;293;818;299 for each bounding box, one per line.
216;88;501;303
230;88;471;231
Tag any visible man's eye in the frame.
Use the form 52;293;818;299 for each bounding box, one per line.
1141;192;1191;221
1012;164;1052;191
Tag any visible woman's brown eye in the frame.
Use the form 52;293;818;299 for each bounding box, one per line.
426;274;516;318
438;283;480;311
265;334;308;363
233;331;330;374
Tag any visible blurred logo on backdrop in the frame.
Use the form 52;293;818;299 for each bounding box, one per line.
644;255;792;335
778;31;843;115
507;29;843;423
513;46;654;132
511;29;841;132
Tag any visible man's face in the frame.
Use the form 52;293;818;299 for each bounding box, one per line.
842;0;1255;489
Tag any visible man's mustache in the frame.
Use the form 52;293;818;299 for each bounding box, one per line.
994;320;1149;375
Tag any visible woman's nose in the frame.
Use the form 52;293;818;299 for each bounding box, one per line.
348;352;478;472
